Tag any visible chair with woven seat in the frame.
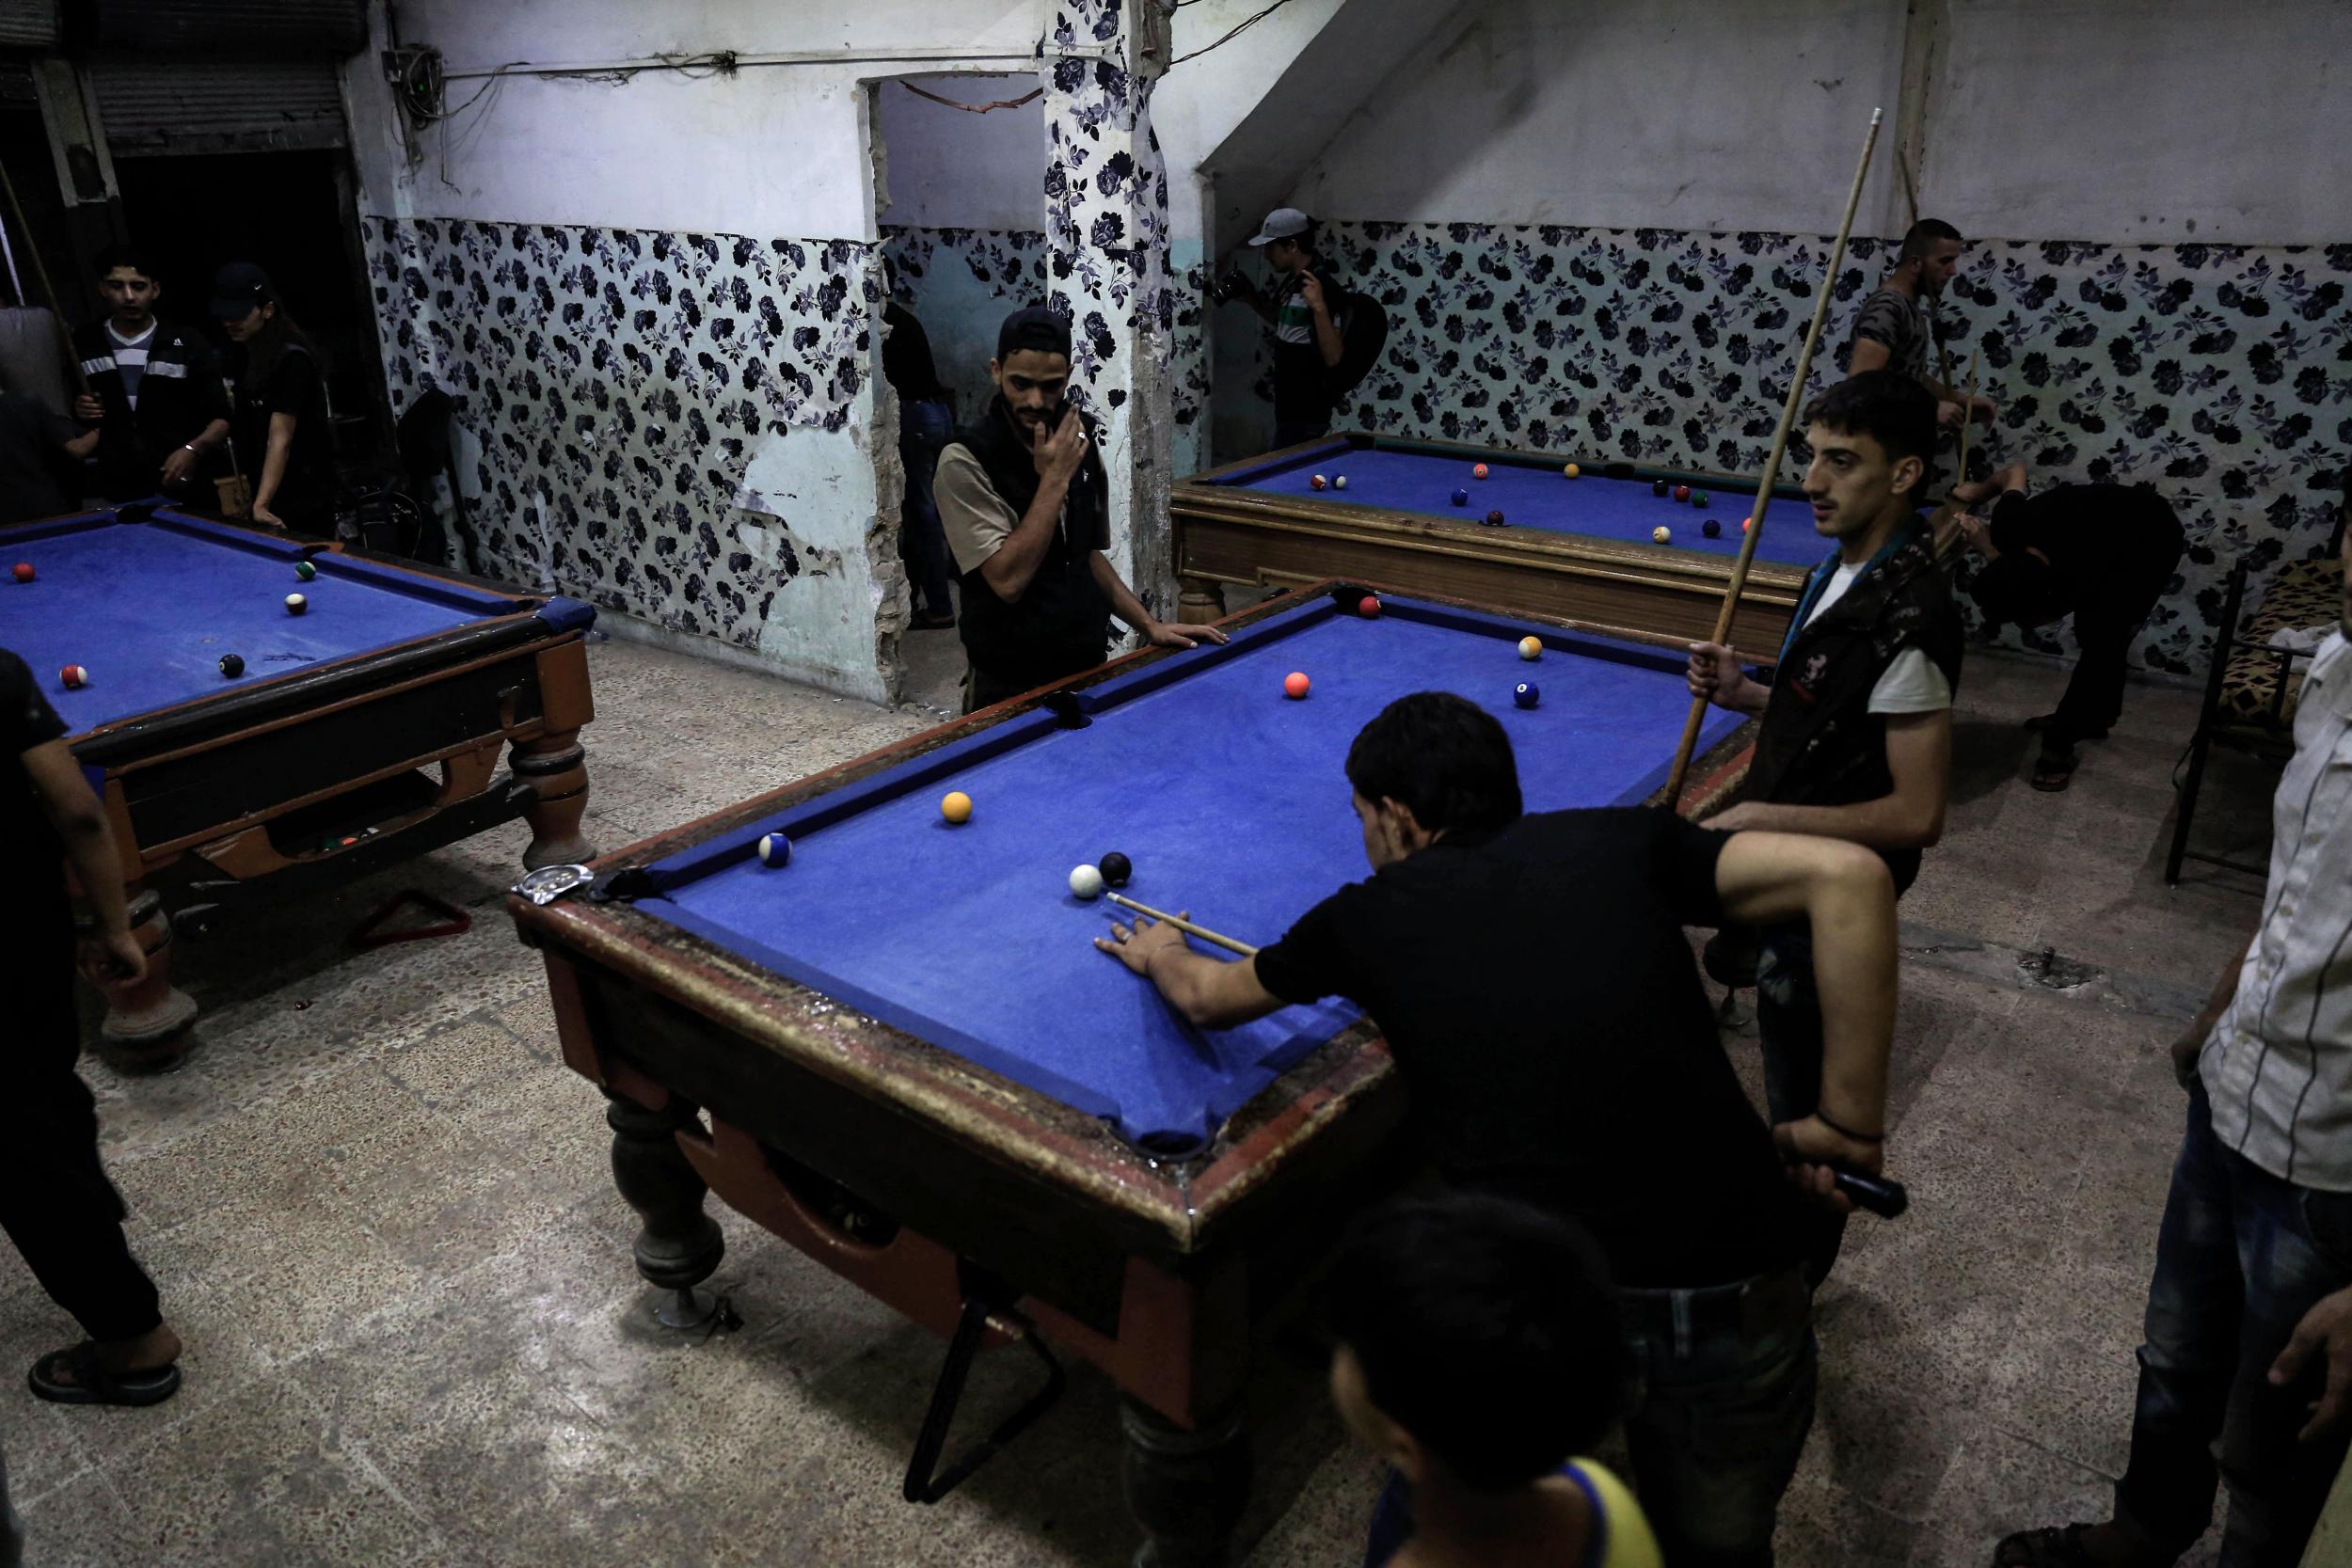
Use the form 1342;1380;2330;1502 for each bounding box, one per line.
2167;509;2346;884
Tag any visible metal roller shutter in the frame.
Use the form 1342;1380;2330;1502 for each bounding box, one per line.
86;0;366;57
94;57;348;155
0;0;59;48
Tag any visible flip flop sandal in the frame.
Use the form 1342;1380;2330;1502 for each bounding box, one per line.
28;1342;183;1407
2031;750;2080;793
1991;1523;2103;1567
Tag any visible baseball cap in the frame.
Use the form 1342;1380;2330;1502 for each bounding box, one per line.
210;261;278;321
1247;208;1311;246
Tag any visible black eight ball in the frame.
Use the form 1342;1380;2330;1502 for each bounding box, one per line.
218;653;246;678
1652;479;1670;497
1701;518;1722;539
1098;851;1133;888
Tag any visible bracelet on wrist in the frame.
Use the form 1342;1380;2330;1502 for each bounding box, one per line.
1817;1110;1884;1144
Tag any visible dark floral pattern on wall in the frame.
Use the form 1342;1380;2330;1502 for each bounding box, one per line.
365;216;878;648
1232;224;2350;673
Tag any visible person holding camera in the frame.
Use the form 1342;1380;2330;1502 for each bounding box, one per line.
931;306;1226;712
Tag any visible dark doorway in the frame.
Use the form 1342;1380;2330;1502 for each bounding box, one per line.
109;148;386;467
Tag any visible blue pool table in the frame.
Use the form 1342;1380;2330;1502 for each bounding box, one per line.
1174;431;1823;655
510;581;1756;1564
1;505;599;1063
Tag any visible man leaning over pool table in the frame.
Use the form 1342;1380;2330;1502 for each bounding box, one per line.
1096;690;1899;1568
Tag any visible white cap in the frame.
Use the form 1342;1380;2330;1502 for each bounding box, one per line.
1247;207;1311;246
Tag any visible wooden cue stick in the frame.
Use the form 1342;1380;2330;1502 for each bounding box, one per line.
1663;107;1884;807
0;151;88;396
1104;893;1259;958
1931;354;1978;565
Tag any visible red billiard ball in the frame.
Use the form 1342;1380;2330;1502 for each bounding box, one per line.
1674;484;1692;502
9;562;31;583
1358;595;1381;618
1472;463;1490;480
59;664;87;689
1742;516;1754;533
1310;473;1328;491
1283;671;1311;699
1486;509;1507;526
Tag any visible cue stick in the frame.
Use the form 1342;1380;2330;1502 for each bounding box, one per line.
1104;893;1259;958
1663;107;1883;806
0;150;88;396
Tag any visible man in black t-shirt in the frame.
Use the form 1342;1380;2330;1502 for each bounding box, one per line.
0;392;97;522
1953;461;2186;792
0;648;183;1410
1096;691;1900;1567
213;261;335;534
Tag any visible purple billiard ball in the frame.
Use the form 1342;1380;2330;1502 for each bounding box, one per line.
1513;681;1540;709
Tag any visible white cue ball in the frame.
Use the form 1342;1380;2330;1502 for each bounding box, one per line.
1069;863;1106;900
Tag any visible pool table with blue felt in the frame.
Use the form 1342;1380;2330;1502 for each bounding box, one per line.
1;505;599;1063
509;581;1756;1564
1175;431;1823;656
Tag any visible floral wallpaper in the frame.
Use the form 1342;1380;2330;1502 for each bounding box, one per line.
365;216;879;648
1218;225;2349;672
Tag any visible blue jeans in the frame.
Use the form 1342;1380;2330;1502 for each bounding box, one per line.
1620;1268;1817;1567
898;397;954;614
1;1435;21;1568
2113;1084;2352;1567
1756;924;1848;1284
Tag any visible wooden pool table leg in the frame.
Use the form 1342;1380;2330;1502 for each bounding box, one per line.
1177;573;1226;626
89;884;199;1071
603;1089;728;1329
1121;1397;1251;1568
513;726;596;870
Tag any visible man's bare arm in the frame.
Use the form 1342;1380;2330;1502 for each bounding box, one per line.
1713;710;1950;849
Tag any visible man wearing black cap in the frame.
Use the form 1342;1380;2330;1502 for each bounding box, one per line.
932;306;1228;712
213;261;334;533
1953;461;2185;792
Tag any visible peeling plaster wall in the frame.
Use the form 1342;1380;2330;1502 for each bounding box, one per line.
344;1;1069;698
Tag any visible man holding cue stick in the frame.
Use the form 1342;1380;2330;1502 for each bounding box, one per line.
1096;689;1903;1565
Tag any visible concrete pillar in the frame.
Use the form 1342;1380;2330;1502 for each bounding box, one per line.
1040;1;1179;623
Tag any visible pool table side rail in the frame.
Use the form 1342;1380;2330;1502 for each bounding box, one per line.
1184;431;1811;503
510;581;1756;1255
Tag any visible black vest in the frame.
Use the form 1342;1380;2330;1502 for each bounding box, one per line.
1744;528;1962;893
951;397;1112;689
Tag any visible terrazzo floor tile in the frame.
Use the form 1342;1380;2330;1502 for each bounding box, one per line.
2;632;2289;1567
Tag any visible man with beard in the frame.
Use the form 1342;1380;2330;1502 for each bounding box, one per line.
932;306;1227;712
1845;218;1997;430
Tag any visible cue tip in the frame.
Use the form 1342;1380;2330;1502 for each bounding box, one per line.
1869;106;1883;124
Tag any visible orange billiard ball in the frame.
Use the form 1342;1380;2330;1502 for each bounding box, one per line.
1742;515;1754;533
940;791;973;824
1283;671;1311;699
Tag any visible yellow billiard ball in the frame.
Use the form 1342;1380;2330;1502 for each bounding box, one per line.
1652;526;1672;544
940;790;973;824
1563;463;1581;479
1518;636;1542;661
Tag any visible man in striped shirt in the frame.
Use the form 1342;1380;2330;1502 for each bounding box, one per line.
1996;492;2352;1568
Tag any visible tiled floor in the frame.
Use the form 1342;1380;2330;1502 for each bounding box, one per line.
2;626;2272;1567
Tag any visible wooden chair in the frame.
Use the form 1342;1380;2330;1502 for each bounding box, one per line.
2167;523;2345;884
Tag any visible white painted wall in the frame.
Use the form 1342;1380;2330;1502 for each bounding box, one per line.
1927;0;2352;244
1293;0;1909;233
353;0;1056;236
1271;0;2350;246
873;73;1046;230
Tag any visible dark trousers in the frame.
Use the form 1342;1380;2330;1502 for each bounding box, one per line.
898;397;955;614
2114;1084;2352;1566
2048;507;2185;748
3;928;164;1345
1271;410;1332;451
